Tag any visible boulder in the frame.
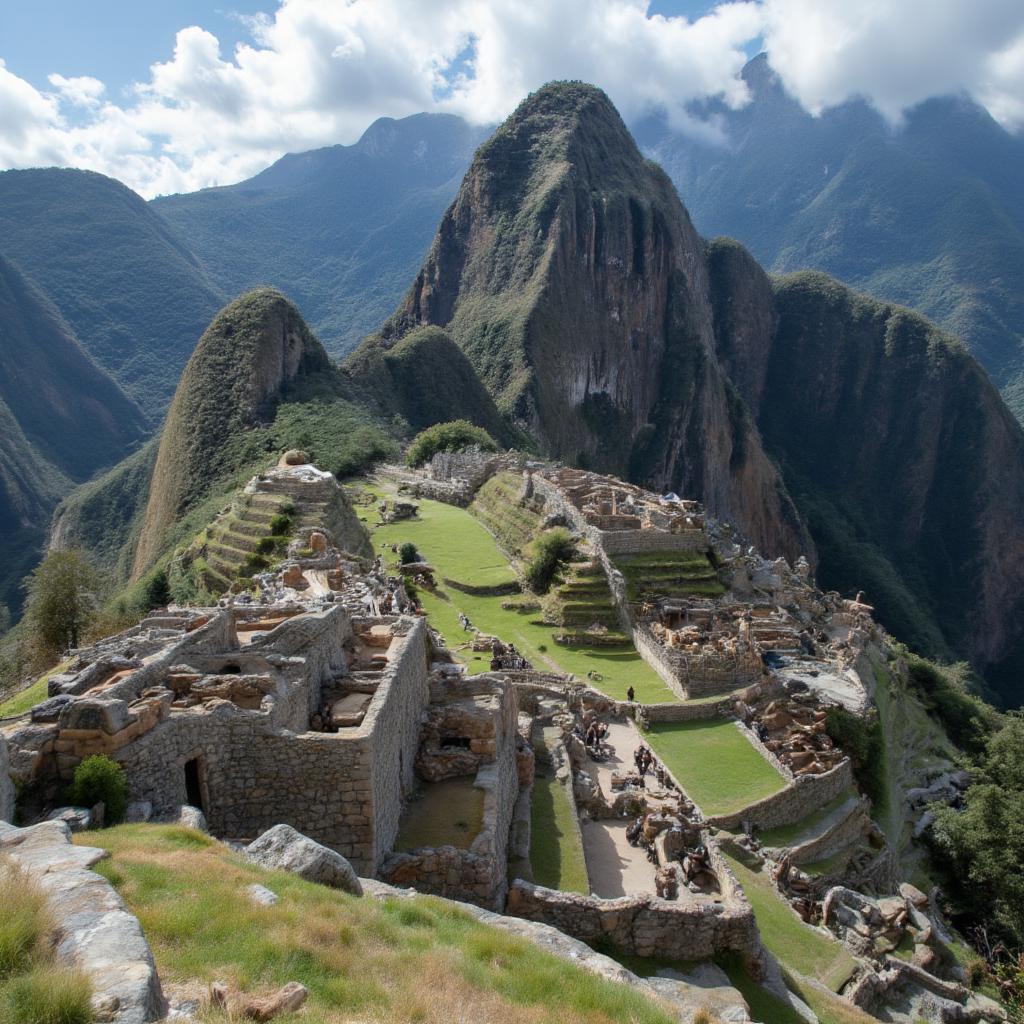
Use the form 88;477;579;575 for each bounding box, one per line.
278;450;309;467
246;884;280;907
30;694;74;723
47;806;94;832
245;824;362;895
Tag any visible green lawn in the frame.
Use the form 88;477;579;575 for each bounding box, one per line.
645;720;787;816
0;660;70;718
359;483;675;704
529;768;589;894
722;851;858;992
81;825;675;1024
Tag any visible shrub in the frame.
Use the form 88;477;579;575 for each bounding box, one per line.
269;513;293;537
406;420;497;467
242;553;269;575
142;569;171;611
5;966;93;1024
255;536;282;555
67;754;128;824
524;528;576;593
399;542;420;565
825;706;884;805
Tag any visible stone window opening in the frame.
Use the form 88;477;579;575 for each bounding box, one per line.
440;736;472;750
220;663;242;675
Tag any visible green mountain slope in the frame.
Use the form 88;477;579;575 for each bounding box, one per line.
636;54;1024;419
0;253;147;615
0;167;225;414
707;239;1024;704
154;114;489;358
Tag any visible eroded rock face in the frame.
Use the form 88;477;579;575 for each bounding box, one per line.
708;238;1024;701
377;83;812;563
245;824;363;895
0;733;14;823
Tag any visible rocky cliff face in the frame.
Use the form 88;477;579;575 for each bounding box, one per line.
133;289;331;576
381;83;811;563
707;239;1024;704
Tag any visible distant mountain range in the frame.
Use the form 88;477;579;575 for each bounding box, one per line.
2;63;1024;703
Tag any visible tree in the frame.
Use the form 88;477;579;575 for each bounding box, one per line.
523;528;576;593
406;420;497;467
143;569;171;611
399;542;420;565
22;549;98;660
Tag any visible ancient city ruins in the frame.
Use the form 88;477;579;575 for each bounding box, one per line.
0;449;997;1024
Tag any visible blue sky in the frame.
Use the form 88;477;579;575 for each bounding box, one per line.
1;1;1021;198
0;1;724;96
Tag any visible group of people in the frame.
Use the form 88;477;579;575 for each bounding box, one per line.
490;638;530;671
458;612;474;631
582;715;609;754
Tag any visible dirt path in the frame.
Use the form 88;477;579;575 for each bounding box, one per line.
581;819;656;897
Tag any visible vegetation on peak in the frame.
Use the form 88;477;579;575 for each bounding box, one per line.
346;325;513;442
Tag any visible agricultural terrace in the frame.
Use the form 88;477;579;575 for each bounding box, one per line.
356;483;674;703
645;720;787;817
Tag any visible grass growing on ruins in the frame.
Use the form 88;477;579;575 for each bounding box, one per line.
359;483;675;703
721;851;857;992
645;721;787;816
396;778;485;852
0;659;70;718
529;770;589;894
0;861;93;1024
83;825;675;1024
755;788;859;849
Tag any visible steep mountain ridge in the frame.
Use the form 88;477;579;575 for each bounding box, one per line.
132;289;334;575
0;167;225;413
637;54;1024;419
374;82;812;564
708;239;1024;700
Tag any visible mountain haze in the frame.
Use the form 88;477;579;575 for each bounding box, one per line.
0;167;225;414
637;54;1024;419
155;114;490;357
0;253;147;614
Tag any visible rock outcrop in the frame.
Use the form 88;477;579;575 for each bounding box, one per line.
373;82;812;563
132;289;333;576
245;824;363;895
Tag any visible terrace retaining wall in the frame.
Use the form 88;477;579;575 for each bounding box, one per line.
506;842;759;961
705;759;855;833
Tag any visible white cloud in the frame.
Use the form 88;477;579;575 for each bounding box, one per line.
0;0;1021;199
760;0;1024;128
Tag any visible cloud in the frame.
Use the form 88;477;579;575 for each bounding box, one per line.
760;0;1024;128
0;0;1021;199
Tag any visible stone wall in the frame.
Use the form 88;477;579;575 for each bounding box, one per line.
380;675;519;908
705;759;855;832
506;861;759;962
0;732;14;822
115;615;430;875
633;625;763;700
640;680;767;723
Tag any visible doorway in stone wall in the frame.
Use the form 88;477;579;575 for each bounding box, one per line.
183;756;206;815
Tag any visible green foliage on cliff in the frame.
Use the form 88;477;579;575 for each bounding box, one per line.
406;420;497;467
931;716;1024;947
346;325;512;442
